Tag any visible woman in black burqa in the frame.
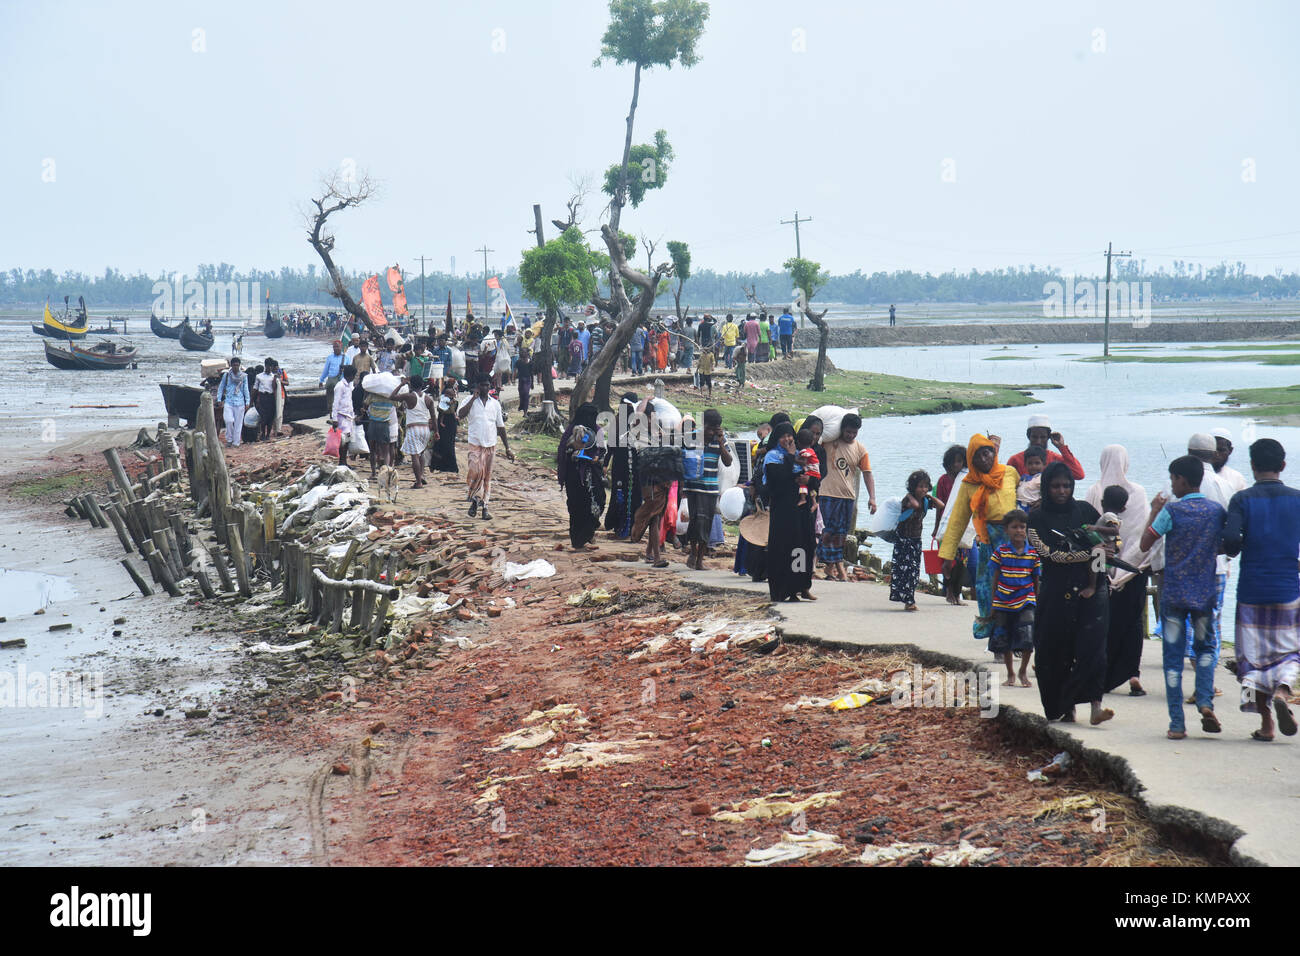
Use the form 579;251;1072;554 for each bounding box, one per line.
557;402;607;550
762;421;816;602
1027;461;1115;725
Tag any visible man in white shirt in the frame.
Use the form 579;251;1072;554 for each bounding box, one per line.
457;375;514;520
1211;427;1249;496
253;359;278;442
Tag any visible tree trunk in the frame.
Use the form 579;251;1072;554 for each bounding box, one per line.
571;224;669;413
802;305;831;391
531;204;558;404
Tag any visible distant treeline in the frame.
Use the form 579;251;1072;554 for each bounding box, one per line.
4;259;1299;309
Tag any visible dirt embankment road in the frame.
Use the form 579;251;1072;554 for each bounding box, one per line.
793;320;1300;349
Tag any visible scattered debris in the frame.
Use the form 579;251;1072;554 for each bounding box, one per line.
745;829;845;866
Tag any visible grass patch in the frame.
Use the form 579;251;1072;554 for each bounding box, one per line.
1077;353;1300;365
1211;384;1300;421
982;355;1034;361
509;431;561;467
1186;343;1300;352
11;473;90;498
668;369;1037;432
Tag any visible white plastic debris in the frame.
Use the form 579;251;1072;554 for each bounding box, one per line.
245;640;312;654
503;559;556;582
745;829;844;866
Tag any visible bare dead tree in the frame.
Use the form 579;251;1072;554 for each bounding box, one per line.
550;173;593;234
571;223;673;412
305;170;382;336
741;283;768;315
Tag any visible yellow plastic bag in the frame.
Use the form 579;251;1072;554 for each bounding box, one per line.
829;693;874;711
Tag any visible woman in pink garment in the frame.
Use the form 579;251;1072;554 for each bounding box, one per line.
744;314;760;361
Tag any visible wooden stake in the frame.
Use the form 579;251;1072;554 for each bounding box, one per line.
121;558;154;597
103;448;137;504
104;502;134;553
226;523;252;597
208;546;235;593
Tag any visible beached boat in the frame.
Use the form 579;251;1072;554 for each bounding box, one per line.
159;382;328;427
43;339;138;371
264;310;285;339
31;299;89;340
179;319;215;351
151;312;182;338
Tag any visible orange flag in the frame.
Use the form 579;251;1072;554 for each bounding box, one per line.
362;275;387;327
386;265;403;293
466;289;473;319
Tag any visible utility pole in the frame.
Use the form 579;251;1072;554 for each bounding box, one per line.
781;210;812;327
415;255;429;330
475;245;494;323
1102;241;1132;358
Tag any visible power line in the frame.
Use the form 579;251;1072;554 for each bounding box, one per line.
474;245;494;321
1102;242;1132;359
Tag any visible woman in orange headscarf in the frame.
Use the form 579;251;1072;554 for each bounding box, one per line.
938;433;1020;645
656;326;670;372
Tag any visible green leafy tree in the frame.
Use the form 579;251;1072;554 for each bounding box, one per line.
519;227;599;405
602;130;674;209
666;240;690;319
577;0;709;413
785;256;832;391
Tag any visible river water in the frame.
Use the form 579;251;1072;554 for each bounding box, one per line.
0;315;337;446
830;340;1300;641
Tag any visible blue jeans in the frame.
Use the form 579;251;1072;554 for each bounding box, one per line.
723;346;734;368
630;350;642;374
1184;572;1227;660
1162;604;1215;732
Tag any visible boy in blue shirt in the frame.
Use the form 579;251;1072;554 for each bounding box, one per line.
1141;455;1226;739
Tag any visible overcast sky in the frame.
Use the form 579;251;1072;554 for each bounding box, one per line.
4;0;1299;280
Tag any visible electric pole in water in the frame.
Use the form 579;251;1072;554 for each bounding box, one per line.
781;210;812;326
1102;241;1132;358
414;255;430;332
475;245;494;323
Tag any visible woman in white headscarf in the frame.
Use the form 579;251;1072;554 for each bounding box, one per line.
1086;444;1151;695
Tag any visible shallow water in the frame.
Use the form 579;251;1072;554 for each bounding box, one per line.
0;315;340;447
827;340;1300;639
0;568;76;616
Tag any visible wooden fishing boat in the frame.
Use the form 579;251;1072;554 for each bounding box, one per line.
159;382;328;427
179;319;215;351
151;312;182;338
31;299;89;340
43;340;82;369
43;339;138;371
264;309;285;339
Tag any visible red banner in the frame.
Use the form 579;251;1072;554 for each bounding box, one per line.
362;275;387;327
393;291;408;316
386;266;403;293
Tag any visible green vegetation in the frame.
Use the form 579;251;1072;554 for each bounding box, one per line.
1213;384;1300;423
983;355;1033;361
1185;343;1300;351
11;473;89;498
669;369;1037;432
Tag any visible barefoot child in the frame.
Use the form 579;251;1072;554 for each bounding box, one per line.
932;444;968;604
794;428;821;507
989;509;1040;686
890;470;943;611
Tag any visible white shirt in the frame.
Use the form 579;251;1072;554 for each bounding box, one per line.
1218;464;1249;496
332;379;354;426
255;371;276;393
465;395;505;447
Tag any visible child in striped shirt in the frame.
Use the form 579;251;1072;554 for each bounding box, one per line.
989;508;1040;687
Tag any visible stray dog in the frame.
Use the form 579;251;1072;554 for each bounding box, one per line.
376;465;400;504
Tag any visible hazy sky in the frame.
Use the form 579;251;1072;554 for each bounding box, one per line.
4;0;1299;281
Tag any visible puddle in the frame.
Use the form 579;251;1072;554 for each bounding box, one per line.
0;569;77;616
